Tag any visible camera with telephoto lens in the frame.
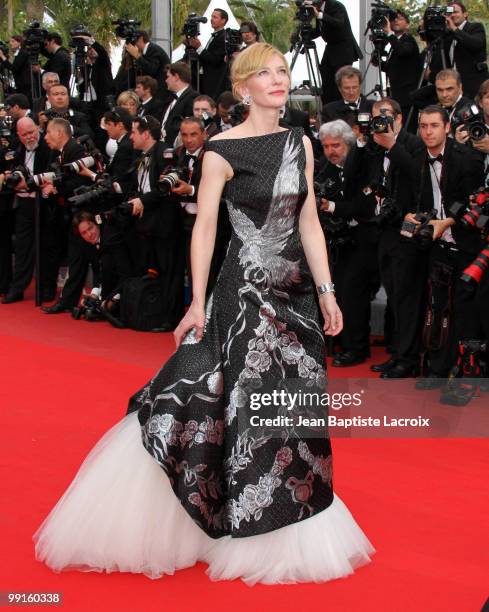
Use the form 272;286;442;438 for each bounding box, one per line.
23;20;49;64
400;209;437;249
182;13;208;39
63;155;100;174
68;173;113;209
158;167;187;195
72;295;105;321
112;19;141;45
419;6;454;43
452;103;487;142
315;179;355;249
0;115;14;159
449;187;489;230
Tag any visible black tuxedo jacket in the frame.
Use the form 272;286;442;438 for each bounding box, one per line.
318;0;362;67
135;141;182;238
175;146;204;204
384;33;421;108
139;97;165;123
57;138;93;202
1;49;31;97
78;42;114;103
107;133;137;195
321;96;372;125
15;135;54;174
403;138;484;253
42;47;72;89
198;30;231;99
162;87;199;147
430;22;489;99
135;42;171;102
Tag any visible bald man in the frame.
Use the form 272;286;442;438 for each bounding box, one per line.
1;117;59;304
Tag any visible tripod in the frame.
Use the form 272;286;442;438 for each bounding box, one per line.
185;44;202;94
289;30;322;117
404;35;447;132
363;37;389;100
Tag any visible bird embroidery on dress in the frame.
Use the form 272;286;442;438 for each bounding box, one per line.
227;133;302;290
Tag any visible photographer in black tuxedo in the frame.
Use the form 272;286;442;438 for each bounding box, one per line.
321;67;372;126
41;33;72;90
41;118;96;314
379;10;421;133
312;0;362;103
429;2;489;99
135;76;165;122
186;8;231;100
315;119;371;364
122;30;170;102
128;116;185;329
0;36;31;99
172;117;230;298
160;62;199;147
0;118;59;304
38;84;94;140
394;106;484;383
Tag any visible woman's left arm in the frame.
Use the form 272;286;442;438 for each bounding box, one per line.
299;135;343;336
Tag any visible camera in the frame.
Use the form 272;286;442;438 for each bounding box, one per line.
182;13;207;39
0;40;9;56
112;19;141;45
294;0;320;23
315;179;355;249
23;20;49;64
400;210;437;249
69;24;91;63
419;6;454;43
228;103;247;127
370;112;394;134
72;295;105;321
224;28;242;56
450;187;489;230
158;167;187;195
3;168;26;190
452;104;487;142
63;155;99;173
68;174;113;208
367;2;397;47
356;112;371;135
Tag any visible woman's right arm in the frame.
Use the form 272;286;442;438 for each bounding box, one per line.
173;149;232;346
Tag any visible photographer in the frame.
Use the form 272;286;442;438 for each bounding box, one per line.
4;94;33;147
70;29;114;111
128;116;185;329
0;36;32;99
0;117;58;304
381;10;421;132
321;66;372;126
123;30;170;102
313;0;363;103
240;22;260;49
71;210;134;306
429;2;489;99
315;120;371;365
41;33;72;90
360;98;425;377
38;84;94;140
136;76;164;122
173;117;229;297
455;79;489;173
193;94;217;127
396;106;484;386
160;62;198;147
186;8;231;100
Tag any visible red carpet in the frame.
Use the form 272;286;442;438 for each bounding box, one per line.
1;292;488;612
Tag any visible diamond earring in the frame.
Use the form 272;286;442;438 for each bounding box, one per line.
242;93;252;106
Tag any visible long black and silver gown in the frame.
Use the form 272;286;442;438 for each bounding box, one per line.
34;129;374;585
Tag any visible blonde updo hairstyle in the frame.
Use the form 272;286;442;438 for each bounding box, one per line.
231;42;291;101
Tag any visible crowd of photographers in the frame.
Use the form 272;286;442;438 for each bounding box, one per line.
1;1;489;405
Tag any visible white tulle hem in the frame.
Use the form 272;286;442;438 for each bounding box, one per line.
34;412;375;585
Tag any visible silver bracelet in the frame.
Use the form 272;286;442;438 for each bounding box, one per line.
317;282;335;296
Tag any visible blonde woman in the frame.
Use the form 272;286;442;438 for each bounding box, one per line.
34;43;374;585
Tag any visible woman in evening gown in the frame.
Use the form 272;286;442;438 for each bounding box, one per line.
34;43;374;585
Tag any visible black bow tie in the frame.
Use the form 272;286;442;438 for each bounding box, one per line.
428;154;443;164
444;106;453;114
184;153;197;163
345;102;357;110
